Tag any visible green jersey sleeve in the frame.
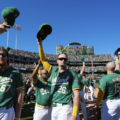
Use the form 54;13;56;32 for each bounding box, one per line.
114;69;120;74
78;74;82;80
49;66;58;75
99;77;106;91
16;70;24;89
72;72;81;90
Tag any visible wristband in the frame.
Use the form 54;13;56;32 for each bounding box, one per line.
83;64;85;67
116;59;119;63
37;64;40;67
72;106;78;117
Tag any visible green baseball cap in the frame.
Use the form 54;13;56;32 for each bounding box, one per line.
4;46;11;53
1;7;20;28
37;23;52;40
80;57;84;62
36;54;40;59
40;66;43;70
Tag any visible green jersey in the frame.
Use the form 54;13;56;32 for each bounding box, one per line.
33;77;52;106
49;66;81;103
99;70;120;100
83;78;90;87
78;74;83;89
89;80;94;86
0;67;24;108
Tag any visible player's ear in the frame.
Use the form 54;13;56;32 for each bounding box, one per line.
57;60;59;64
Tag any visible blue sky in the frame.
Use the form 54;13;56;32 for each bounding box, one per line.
0;0;120;57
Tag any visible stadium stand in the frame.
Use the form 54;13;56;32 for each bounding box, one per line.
2;47;114;82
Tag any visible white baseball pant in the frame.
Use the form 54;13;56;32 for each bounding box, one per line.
33;104;52;120
101;97;120;120
84;87;89;102
80;90;87;120
52;102;80;120
0;106;15;120
89;86;94;101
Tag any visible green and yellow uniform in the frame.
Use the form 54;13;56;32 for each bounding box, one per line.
83;78;90;87
39;45;81;119
49;66;81;103
89;80;94;87
99;70;120;100
33;77;52;106
78;74;84;89
0;67;24;108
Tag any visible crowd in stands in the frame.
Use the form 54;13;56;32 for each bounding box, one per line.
9;63;36;69
46;54;114;61
10;49;37;58
10;62;106;71
8;48;114;61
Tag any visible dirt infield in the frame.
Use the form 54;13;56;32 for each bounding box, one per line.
79;88;99;120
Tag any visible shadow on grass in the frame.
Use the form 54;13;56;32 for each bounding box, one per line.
20;103;35;120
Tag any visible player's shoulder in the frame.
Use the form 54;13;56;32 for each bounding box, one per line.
69;69;78;76
51;66;58;72
8;66;20;74
114;69;120;74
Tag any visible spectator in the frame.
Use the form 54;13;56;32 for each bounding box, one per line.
23;78;31;103
27;86;35;104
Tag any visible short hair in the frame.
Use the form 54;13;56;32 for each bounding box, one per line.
57;53;68;59
0;47;10;65
27;78;30;80
83;74;86;77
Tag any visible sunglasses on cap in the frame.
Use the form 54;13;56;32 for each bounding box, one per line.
0;53;7;57
57;57;68;61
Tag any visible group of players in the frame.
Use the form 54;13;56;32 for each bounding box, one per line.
0;21;120;120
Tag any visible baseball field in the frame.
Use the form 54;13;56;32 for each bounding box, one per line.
20;83;101;120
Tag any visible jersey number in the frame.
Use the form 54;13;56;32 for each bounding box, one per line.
0;84;11;92
115;83;120;97
58;86;66;94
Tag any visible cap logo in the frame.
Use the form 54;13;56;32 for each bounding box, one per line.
15;14;18;17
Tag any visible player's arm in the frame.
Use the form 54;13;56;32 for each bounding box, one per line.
70;89;80;120
80;61;85;75
14;88;23;120
95;89;105;106
95;77;105;107
0;23;9;34
70;74;81;120
115;55;120;70
91;60;94;80
32;59;41;83
37;38;51;72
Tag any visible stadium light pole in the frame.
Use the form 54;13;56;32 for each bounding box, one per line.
0;19;21;49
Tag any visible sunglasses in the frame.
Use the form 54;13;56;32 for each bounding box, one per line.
57;58;68;61
0;53;7;57
42;73;50;75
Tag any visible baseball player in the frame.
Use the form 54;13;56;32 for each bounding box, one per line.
37;38;82;120
88;61;95;101
83;74;90;103
32;59;52;120
95;55;120;120
0;47;24;120
27;86;35;104
77;62;87;120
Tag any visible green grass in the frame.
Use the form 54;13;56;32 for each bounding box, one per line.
20;103;35;120
94;83;100;88
20;89;35;120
